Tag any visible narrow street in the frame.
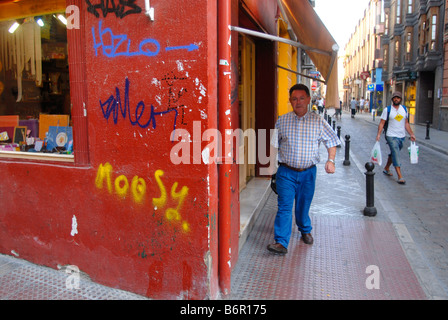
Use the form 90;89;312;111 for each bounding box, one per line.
337;110;448;297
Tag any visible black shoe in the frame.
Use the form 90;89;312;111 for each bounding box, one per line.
267;243;287;254
301;233;314;245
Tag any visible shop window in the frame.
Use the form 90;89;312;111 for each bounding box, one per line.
0;13;73;162
405;82;416;124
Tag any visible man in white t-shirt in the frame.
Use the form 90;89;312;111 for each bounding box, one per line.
359;98;365;113
375;91;416;184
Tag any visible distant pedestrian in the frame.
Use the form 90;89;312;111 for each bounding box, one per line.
335;100;342;120
317;97;324;114
359;98;365;113
364;99;370;112
375;91;416;184
267;84;341;254
350;97;357;118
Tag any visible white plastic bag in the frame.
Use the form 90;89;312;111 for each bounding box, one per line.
409;142;419;164
370;141;382;166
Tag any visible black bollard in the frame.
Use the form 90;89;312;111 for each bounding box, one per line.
343;135;350;166
337;126;341;148
332;120;336;131
425;121;430;140
363;162;377;217
327;115;332;126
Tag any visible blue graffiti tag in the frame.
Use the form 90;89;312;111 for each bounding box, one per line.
92;20;199;58
100;77;178;135
92;20;160;58
165;44;199;52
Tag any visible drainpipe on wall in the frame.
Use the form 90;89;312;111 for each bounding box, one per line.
218;0;232;296
67;0;90;166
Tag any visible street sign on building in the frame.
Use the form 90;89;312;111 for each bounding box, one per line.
310;71;321;79
360;71;370;80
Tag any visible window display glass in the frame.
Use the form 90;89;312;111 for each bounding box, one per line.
0;13;72;159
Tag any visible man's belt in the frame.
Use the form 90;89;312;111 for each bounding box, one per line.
279;163;315;172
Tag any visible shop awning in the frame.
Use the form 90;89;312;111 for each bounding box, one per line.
231;1;339;109
279;0;339;108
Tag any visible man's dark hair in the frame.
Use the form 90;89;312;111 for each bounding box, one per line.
289;84;310;97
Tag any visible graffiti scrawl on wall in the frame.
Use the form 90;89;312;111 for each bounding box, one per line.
85;0;142;19
92;20;199;58
88;1;206;238
92;20;160;58
95;163;190;233
99;77;179;132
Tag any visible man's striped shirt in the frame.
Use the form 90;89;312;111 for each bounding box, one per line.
271;111;341;169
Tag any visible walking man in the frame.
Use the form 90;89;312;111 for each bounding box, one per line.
375;91;416;184
317;97;324;114
359;97;365;113
267;84;341;254
350;97;357;118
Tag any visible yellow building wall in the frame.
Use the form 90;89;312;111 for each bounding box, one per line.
277;24;297;117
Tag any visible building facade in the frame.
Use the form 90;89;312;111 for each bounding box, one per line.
382;0;445;128
344;0;447;130
440;0;448;130
343;0;385;112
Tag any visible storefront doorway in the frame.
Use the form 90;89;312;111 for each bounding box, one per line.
238;35;256;191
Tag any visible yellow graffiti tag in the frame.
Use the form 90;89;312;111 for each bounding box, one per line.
95;163;147;204
95;164;190;232
152;169;167;208
95;162;113;193
115;175;129;198
152;170;190;232
165;182;188;221
131;176;146;203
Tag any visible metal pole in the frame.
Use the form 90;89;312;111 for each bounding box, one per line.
363;162;377;217
343;135;350;166
337;126;341;148
218;0;232;296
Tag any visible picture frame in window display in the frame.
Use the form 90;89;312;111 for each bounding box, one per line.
46;125;72;151
13;126;27;144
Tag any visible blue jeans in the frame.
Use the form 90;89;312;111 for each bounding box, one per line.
274;164;317;248
385;136;405;167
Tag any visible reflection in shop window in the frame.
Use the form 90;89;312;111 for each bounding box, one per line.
0;13;73;159
406;32;412;62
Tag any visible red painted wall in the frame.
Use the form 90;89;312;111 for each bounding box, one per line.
0;0;219;299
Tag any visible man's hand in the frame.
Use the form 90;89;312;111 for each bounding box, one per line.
375;134;381;142
325;160;336;174
325;147;337;174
